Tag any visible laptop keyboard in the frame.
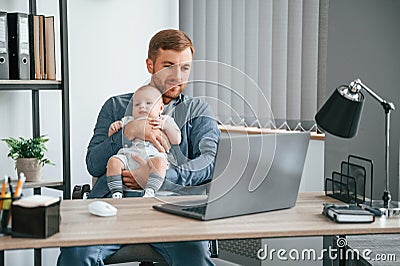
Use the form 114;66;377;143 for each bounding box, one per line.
182;205;207;215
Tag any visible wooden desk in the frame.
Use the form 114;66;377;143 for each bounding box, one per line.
1;192;400;252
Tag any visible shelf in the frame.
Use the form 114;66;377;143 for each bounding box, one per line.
218;125;325;141
11;177;63;190
0;80;62;90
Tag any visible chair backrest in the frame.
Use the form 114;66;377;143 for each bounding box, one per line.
92;176;99;187
104;244;168;265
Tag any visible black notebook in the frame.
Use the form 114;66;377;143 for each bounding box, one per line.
323;203;375;223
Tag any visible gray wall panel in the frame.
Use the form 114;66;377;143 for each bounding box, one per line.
325;0;400;200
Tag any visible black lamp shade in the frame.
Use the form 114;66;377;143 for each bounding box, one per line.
315;86;364;138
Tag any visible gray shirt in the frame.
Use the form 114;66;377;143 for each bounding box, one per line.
86;92;220;198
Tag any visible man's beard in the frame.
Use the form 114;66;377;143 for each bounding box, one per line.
162;84;185;99
151;78;186;101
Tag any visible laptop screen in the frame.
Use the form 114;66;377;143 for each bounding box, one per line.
204;132;310;220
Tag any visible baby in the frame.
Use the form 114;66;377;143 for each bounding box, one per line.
106;85;181;198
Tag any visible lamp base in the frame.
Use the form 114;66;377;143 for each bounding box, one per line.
370;200;400;217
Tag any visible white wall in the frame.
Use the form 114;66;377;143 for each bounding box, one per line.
1;0;178;265
299;140;324;192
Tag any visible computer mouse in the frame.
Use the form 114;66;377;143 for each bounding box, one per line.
88;200;117;217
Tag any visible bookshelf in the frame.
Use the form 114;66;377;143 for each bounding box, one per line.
0;1;70;264
0;0;70;199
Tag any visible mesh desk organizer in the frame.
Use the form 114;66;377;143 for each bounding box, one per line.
325;155;373;204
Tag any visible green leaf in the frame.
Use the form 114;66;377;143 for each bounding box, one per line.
1;135;54;167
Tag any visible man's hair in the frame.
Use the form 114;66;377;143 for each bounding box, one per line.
148;29;194;62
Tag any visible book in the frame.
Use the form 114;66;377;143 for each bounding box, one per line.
38;15;45;79
28;14;41;79
44;16;56;80
323;203;375;223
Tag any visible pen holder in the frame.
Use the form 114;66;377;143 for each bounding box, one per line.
0;195;22;235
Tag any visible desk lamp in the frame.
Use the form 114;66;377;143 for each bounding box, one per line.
315;78;397;214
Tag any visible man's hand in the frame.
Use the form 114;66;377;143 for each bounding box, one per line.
148;117;163;130
123;118;170;152
122;155;151;189
149;118;174;150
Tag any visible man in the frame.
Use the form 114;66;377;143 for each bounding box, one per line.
57;29;219;265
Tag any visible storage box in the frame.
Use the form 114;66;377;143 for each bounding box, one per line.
11;195;61;238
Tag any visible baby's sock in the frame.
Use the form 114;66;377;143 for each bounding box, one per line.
143;188;155;198
145;172;164;196
106;175;123;198
112;192;123;198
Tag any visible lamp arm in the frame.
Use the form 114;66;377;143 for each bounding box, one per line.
351;78;396;113
350;78;396;209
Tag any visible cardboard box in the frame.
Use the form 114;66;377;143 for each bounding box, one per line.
11;195;61;238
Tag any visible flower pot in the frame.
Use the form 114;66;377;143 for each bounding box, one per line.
16;158;42;182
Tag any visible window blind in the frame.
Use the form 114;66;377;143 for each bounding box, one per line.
179;0;328;131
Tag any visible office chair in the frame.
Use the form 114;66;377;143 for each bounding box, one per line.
72;184;218;265
104;244;168;265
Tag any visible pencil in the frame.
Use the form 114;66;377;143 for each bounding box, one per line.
0;177;7;212
7;176;13;198
14;173;26;198
1;192;11;229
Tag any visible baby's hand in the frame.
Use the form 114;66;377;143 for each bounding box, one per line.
108;121;123;137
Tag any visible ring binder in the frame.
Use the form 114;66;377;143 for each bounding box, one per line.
7;12;30;80
0;12;9;80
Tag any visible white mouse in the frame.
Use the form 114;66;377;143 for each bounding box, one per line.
88;201;117;217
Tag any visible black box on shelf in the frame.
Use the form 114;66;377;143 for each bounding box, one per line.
11;195;61;238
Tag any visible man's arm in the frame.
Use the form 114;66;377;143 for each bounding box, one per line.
124;118;167;152
86;98;125;177
165;115;220;187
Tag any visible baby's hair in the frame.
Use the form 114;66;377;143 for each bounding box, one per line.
135;85;162;96
133;85;163;104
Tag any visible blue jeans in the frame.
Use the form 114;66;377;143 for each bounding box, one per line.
57;241;214;266
57;191;215;266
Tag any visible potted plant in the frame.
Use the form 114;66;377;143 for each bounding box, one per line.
2;135;53;182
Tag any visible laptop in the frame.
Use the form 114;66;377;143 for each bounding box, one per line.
153;132;310;220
